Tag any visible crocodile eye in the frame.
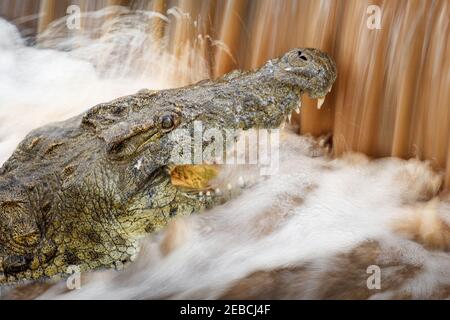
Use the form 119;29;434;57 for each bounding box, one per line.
161;115;175;130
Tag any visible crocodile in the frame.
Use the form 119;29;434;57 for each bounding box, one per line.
0;48;336;284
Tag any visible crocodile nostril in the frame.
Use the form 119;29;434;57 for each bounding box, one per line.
297;50;308;61
3;255;32;274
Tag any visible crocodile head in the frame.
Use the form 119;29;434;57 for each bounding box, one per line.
0;48;336;284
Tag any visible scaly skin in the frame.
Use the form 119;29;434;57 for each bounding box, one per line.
0;48;336;284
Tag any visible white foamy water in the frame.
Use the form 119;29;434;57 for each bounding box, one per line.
0;20;150;163
1;11;450;299
31;132;448;300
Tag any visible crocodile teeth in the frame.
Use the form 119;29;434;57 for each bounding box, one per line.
280;122;286;129
215;188;222;195
199;191;203;196
206;191;211;196
288;114;292;123
317;97;325;109
295;106;300;114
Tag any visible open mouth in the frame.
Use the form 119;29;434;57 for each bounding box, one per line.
170;164;219;192
169;163;262;207
168;89;332;197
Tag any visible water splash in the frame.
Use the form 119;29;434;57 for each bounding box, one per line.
31;131;450;299
0;7;210;164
